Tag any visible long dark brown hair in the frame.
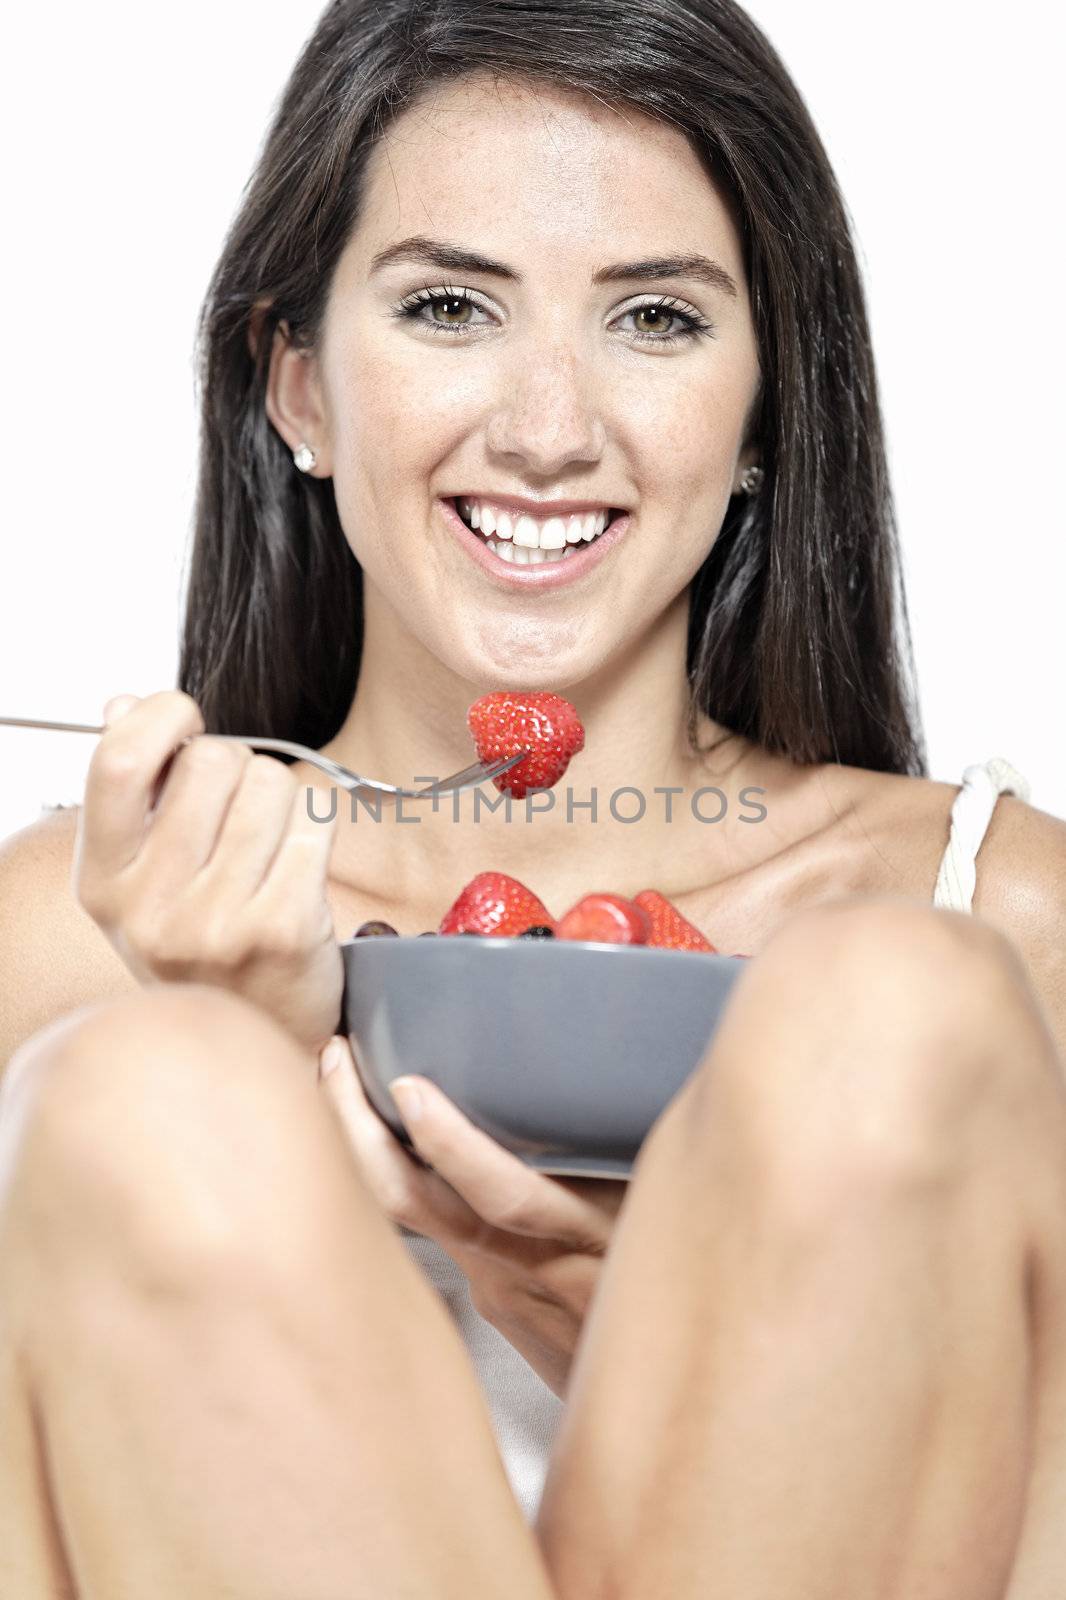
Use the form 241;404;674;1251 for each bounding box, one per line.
179;0;927;777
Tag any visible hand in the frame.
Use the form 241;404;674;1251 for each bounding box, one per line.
318;1033;630;1399
74;689;343;1055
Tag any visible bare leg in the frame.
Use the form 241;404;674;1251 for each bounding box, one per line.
0;985;556;1600
535;895;1066;1599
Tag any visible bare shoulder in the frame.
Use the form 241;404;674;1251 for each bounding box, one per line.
0;805;137;1073
969;793;1066;1000
848;767;1066;1037
838;763;1066;919
767;758;966;905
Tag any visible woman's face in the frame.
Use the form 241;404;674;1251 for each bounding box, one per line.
271;73;761;688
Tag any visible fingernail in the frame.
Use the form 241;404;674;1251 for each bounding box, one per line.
102;693;139;725
319;1039;346;1081
390;1078;423;1122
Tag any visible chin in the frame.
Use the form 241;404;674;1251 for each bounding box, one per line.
452;630;601;693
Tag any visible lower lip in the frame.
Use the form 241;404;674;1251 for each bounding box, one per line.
437;498;632;589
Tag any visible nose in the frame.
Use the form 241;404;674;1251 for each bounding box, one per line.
483;338;607;480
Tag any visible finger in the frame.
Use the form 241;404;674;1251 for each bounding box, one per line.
137;736;254;881
251;780;338;911
388;1075;615;1251
196;754;302;899
81;690;205;874
102;693;140;724
552;1175;631;1225
319;1039;481;1242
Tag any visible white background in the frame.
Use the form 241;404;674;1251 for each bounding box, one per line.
0;1;1062;844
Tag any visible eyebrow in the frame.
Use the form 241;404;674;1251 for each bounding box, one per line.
368;234;739;298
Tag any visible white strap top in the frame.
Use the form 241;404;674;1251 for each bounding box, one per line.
399;755;1033;1524
931;756;1030;911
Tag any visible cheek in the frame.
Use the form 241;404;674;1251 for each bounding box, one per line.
328;332;476;489
625;365;753;500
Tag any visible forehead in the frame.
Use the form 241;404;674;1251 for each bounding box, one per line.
345;71;746;285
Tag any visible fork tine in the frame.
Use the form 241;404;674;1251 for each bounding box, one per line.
409;752;525;797
480;753;527;783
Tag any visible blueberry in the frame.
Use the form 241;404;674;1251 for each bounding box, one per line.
418;930;438;937
353;920;399;938
519;925;555;938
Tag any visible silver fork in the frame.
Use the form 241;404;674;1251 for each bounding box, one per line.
0;717;526;799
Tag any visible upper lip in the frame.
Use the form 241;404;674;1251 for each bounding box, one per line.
448;492;626;517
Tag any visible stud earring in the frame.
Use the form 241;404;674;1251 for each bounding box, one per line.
737;465;764;496
293;443;318;473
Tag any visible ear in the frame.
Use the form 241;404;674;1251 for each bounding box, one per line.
263;320;333;478
732;442;761;496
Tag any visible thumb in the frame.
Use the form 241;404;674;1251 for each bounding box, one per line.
318;1034;353;1084
317;1033;376;1151
102;693;140;726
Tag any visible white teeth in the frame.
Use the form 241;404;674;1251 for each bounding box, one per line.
484;538;569;565
512;515;540;549
456;498;613;549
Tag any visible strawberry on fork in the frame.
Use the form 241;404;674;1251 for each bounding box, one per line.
467;691;585;798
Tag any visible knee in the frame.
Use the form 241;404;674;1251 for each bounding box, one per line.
733;893;1035;1075
759;893;1025;1026
669;896;1050;1217
0;984;327;1288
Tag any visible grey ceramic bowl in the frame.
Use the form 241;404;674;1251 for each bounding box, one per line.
341;935;747;1180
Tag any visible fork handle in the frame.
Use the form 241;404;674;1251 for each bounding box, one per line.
0;718;264;761
0;720;329;764
0;716;107;734
0;717;225;752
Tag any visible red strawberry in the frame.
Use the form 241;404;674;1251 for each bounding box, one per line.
439;871;554;937
556;892;651;945
467;691;585;798
633;889;717;952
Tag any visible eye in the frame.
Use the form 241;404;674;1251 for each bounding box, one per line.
389;287;716;346
392;286;496;337
613;297;716;346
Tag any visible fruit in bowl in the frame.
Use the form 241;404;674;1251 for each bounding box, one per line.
343;874;750;1179
433;871;735;955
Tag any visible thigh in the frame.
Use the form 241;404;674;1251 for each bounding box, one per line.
0;985;556;1600
534;895;1066;1596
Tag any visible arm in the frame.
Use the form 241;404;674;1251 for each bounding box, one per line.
971;795;1066;1067
0;807;138;1075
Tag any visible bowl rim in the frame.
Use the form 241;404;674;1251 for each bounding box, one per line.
340;932;741;960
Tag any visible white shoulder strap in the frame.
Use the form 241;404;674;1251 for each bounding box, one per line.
932;756;1031;913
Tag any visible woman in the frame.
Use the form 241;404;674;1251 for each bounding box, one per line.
2;1;1064;1595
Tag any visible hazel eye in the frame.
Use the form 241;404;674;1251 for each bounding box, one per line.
633;306;673;334
394;287;495;337
615;299;714;345
428;295;473;328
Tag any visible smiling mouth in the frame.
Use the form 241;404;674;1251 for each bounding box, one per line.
450;497;626;566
